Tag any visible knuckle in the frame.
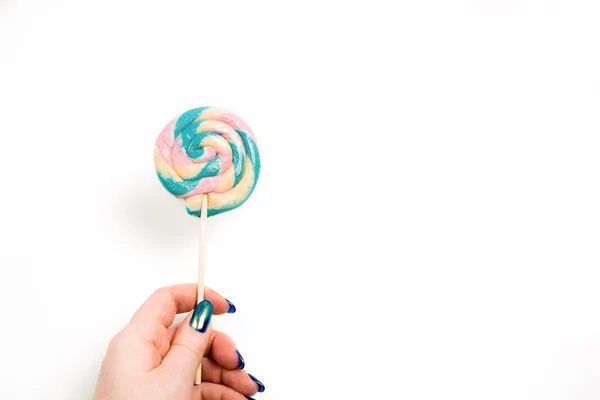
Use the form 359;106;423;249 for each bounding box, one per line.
153;286;172;300
108;332;125;352
172;335;204;360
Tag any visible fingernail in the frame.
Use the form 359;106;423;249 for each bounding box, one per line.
245;397;255;400
236;349;245;370
248;374;265;393
226;299;236;314
190;300;213;333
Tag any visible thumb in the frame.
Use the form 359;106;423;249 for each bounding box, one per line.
162;300;213;378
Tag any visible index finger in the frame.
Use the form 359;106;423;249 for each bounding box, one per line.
131;284;231;329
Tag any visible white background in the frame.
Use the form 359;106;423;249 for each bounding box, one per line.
1;1;600;399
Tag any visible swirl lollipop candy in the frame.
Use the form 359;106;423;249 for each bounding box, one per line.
154;107;261;216
154;107;261;384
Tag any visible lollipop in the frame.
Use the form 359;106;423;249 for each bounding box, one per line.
154;107;261;384
154;107;261;217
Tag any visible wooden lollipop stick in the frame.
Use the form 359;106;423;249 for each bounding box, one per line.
195;194;208;385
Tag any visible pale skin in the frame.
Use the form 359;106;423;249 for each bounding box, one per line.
95;284;260;400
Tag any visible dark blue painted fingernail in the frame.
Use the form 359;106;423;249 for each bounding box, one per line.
249;374;265;392
189;300;213;333
245;397;255;400
236;349;245;369
226;299;236;314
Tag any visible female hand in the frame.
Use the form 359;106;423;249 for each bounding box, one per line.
94;284;265;400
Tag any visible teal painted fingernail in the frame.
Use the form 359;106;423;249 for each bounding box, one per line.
190;300;213;333
226;299;236;314
249;374;265;392
236;349;245;369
